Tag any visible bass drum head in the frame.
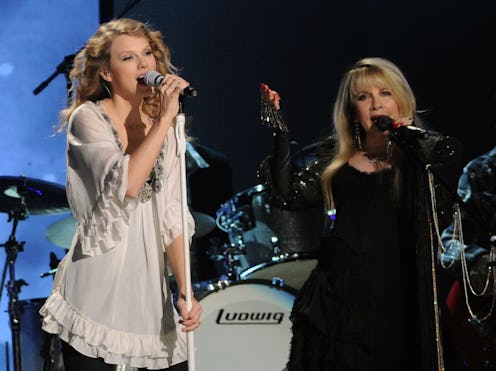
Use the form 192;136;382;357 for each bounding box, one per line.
195;280;296;371
240;254;318;290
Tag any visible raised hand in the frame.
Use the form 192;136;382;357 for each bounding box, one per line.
260;82;281;110
260;82;287;132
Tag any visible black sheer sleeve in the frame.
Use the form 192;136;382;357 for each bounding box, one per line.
258;134;335;210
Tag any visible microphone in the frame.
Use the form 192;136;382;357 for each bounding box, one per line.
140;71;198;97
375;116;429;140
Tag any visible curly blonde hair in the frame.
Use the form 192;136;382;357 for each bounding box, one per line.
58;18;176;129
322;57;419;209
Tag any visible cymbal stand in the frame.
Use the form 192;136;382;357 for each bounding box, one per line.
0;181;29;371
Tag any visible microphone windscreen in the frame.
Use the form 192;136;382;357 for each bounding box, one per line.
143;71;163;87
375;116;393;131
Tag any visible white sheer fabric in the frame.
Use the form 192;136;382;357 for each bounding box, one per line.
40;101;195;369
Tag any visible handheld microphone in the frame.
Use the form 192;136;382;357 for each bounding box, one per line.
140;71;198;97
375;116;429;140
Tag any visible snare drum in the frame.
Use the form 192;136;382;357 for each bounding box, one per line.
240;254;317;290
216;185;276;274
195;279;296;371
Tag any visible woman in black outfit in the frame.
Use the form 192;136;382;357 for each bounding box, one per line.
259;57;463;371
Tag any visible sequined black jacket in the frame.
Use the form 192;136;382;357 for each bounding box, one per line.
258;131;335;211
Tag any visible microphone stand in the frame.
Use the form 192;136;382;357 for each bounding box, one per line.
32;0;145;99
387;128;480;222
32;54;75;99
175;97;196;371
378;118;467;214
379;126;461;370
387;126;496;370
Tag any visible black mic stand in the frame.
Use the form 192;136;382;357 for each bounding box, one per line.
32;54;75;100
32;0;146;102
0;179;30;371
376;117;466;211
382;122;466;370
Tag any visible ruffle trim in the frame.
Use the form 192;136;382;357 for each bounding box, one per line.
40;291;186;369
160;202;195;249
77;159;137;256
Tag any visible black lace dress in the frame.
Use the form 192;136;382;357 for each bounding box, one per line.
287;164;410;371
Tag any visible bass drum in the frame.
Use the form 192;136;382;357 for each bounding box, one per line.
195;279;296;371
18;297;64;371
240;254;317;290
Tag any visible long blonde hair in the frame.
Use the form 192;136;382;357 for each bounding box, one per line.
321;57;418;209
58;18;176;129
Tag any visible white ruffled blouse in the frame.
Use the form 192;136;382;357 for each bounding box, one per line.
40;101;195;369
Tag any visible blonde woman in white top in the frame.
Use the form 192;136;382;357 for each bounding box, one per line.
40;18;201;371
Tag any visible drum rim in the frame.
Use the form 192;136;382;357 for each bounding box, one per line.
197;277;298;301
216;183;267;231
239;252;317;280
231;183;266;200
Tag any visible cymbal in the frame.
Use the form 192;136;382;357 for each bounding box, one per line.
192;211;216;238
45;215;76;249
0;176;69;216
46;211;216;249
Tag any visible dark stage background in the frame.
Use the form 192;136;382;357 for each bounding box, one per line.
0;0;494;368
110;0;496;193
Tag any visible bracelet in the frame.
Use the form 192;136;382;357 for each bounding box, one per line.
260;100;289;133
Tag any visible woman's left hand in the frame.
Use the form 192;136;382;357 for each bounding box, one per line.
177;295;202;332
260;83;281;110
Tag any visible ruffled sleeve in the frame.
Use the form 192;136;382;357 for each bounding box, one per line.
66;101;137;256
156;127;195;249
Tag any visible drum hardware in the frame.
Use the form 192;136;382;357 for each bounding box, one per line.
1;178;30;371
240;253;318;291
270;236;288;262
215;185;278;278
40;268;58;278
40;252;61;279
171;276;230;303
220;242;246;281
271;276;285;287
192;279;231;299
0;175;69;371
215;184;323;283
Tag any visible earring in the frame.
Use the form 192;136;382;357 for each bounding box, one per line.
353;121;362;150
102;81;112;98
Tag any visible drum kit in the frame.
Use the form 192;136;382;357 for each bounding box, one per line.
190;183;322;371
0;175;69;371
0;174;321;371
